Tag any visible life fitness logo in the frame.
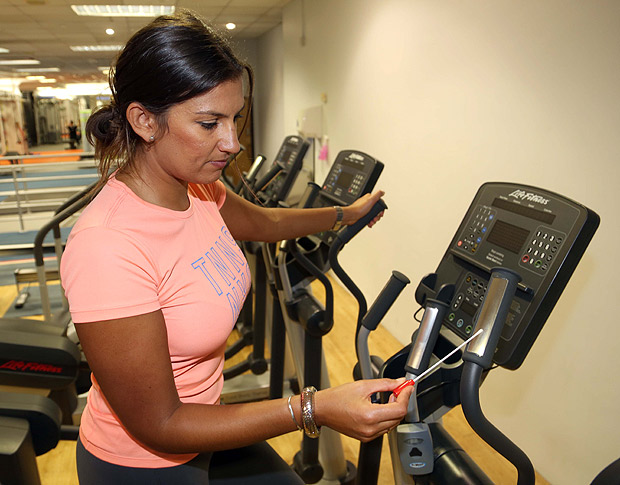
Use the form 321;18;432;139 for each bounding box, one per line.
508;190;549;205
0;359;63;374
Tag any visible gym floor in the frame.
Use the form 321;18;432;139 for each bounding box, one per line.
0;277;551;484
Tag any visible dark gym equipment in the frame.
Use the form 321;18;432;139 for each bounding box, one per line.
221;135;310;403
273;149;384;484
376;182;598;483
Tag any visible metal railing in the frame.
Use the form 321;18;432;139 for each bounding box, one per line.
0;152;97;231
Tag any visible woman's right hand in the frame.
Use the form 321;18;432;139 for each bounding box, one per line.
313;378;413;442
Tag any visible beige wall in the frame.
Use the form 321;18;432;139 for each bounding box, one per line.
253;25;285;163
255;1;619;483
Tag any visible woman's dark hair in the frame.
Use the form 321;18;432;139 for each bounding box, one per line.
86;10;252;188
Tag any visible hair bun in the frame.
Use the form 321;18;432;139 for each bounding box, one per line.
85;104;121;144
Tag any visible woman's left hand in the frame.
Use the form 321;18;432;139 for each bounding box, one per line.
344;190;386;228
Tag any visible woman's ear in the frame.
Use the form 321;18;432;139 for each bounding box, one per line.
125;102;157;143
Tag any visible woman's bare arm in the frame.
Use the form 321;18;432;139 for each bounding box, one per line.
77;309;412;454
218;187;385;243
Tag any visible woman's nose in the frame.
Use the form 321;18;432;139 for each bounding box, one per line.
218;123;240;155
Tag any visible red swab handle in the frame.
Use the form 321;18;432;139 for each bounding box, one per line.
392;379;414;398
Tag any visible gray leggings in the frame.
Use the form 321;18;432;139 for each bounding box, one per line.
76;437;304;484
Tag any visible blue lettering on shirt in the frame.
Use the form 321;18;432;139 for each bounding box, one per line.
191;257;222;296
191;226;251;320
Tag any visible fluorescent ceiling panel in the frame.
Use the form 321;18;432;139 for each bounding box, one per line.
70;45;123;52
0;60;40;65
15;67;60;72
71;5;175;17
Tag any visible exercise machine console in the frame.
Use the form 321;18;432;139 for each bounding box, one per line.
418;182;599;369
253;135;310;207
380;182;598;483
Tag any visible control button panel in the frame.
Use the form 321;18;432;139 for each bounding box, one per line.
446;272;489;339
456;206;497;254
519;226;566;275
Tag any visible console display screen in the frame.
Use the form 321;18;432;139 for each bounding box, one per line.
486;220;530;254
277;147;294;168
335;171;354;190
461;299;478;317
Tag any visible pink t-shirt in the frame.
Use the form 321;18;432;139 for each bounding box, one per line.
61;177;250;468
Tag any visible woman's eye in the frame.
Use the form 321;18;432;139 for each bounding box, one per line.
200;121;218;131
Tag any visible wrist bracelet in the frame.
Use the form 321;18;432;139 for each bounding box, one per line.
301;386;320;438
287;395;303;431
332;206;344;231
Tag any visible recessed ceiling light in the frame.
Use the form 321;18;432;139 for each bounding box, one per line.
226;23;236;30
26;75;46;80
71;5;175;17
0;59;40;65
71;45;123;52
106;28;115;35
0;48;9;54
40;78;57;83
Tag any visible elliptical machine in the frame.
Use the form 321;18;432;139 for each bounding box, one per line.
0;190;98;485
272;149;384;484
356;182;598;483
219;135;311;403
0;313;82;485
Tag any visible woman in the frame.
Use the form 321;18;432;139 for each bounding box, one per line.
61;10;412;484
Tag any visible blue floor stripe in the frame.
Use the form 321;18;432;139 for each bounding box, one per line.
0;227;73;246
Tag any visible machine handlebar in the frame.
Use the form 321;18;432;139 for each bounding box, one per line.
463;268;521;369
335;199;387;246
362;271;410;332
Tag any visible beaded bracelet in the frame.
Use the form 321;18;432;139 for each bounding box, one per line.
301;386;320;438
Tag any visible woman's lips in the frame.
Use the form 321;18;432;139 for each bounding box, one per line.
210;160;228;169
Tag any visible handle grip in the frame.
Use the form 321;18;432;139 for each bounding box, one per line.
404;298;450;377
362;271;410;331
463;267;521;369
252;163;281;193
336;199;387;246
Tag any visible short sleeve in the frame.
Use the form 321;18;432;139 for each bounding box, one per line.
188;180;227;209
61;227;161;323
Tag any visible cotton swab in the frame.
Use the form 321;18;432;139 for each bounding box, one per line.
392;328;484;398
